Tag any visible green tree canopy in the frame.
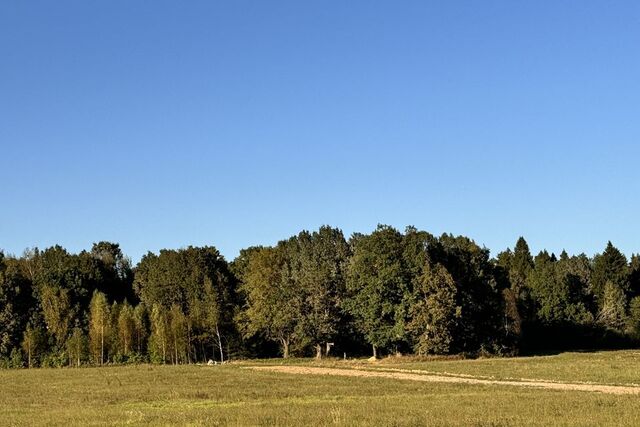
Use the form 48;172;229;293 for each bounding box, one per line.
239;245;300;357
591;242;629;307
345;225;410;357
408;263;460;354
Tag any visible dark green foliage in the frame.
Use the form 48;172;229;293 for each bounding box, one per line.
427;234;504;353
597;281;627;330
345;225;410;357
134;246;239;362
90;242;135;303
629;255;640;297
1;227;640;367
238;245;298;357
0;256;34;357
294;227;350;357
238;227;350;358
627;296;640;336
591;242;629;306
9;347;23;369
408;263;460;354
511;237;534;292
526;251;592;325
553;254;593;324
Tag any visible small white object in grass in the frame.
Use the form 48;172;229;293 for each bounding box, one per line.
207;359;214;366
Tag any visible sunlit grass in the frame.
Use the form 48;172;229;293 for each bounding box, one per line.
2;350;640;426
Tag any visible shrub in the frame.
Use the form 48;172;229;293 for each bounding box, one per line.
41;352;68;368
9;348;23;368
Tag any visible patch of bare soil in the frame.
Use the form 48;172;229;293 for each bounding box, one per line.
247;366;640;395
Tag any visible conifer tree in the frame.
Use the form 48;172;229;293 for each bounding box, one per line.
598;281;627;330
592;242;629;306
408;263;460;354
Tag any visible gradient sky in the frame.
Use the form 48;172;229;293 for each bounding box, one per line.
2;1;640;262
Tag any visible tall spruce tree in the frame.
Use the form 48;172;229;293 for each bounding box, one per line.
511;237;534;292
408;263;460;354
598;281;628;330
591;242;629;307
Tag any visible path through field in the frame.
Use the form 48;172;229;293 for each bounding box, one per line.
248;365;640;395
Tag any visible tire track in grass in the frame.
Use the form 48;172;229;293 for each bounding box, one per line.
246;366;640;395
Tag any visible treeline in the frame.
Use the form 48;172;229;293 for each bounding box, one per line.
1;225;640;368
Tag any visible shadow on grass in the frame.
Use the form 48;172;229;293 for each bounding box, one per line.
518;322;637;357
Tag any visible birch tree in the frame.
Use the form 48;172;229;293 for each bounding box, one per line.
21;325;41;368
149;304;168;363
89;291;110;365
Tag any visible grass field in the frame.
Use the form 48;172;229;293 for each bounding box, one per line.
2;350;640;426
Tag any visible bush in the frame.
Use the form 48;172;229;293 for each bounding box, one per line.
127;352;148;364
41;352;68;368
111;353;127;365
9;348;23;368
110;352;148;365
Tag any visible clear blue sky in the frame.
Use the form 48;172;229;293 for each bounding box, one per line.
2;1;639;262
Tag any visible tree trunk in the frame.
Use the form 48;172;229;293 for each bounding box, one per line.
326;342;334;357
216;325;224;363
174;334;178;365
372;344;377;358
187;325;192;364
101;324;104;365
315;344;322;359
281;338;290;358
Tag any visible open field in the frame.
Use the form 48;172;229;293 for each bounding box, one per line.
2;350;640;426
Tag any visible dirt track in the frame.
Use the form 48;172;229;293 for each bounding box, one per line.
248;365;640;395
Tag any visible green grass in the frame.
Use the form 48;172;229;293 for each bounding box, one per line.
2;350;640;426
340;349;640;385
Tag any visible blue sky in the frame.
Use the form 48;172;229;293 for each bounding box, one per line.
1;1;639;262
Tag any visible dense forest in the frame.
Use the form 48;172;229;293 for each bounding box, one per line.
1;225;640;368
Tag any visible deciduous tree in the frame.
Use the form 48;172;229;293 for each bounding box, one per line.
345;225;409;357
240;246;299;358
89;291;111;364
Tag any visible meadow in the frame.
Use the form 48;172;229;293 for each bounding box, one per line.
2;350;640;426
